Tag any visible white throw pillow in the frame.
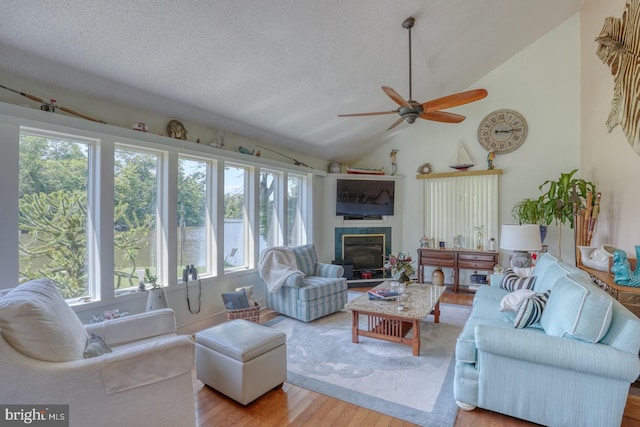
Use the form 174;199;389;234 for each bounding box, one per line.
500;289;536;312
0;279;88;362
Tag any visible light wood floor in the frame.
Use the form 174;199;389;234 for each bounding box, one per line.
194;288;640;426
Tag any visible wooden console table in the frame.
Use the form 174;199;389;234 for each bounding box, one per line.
417;248;499;293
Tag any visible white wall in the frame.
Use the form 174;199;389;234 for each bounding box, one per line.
581;0;640;257
347;14;582;268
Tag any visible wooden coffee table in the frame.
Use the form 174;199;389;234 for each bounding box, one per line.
345;282;445;356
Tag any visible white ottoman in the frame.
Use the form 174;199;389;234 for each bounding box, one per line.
195;319;287;405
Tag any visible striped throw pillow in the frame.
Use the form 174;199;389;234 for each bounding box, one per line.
514;290;551;329
221;288;250;310
500;268;537;291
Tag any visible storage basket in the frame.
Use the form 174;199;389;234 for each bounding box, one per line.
226;302;260;323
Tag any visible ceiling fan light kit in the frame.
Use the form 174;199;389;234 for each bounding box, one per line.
338;17;488;130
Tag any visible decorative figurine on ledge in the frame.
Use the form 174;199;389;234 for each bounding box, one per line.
612;250;631;285
390;149;399;176
487;149;496;170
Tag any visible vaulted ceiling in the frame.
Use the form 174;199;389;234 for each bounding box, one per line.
0;0;583;163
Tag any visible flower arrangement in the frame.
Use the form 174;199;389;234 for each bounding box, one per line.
384;251;415;281
90;309;128;323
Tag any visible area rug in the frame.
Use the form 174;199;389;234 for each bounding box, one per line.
264;295;470;426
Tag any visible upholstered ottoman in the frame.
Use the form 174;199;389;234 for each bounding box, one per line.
195;319;287;405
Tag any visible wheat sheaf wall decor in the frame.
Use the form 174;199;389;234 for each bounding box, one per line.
596;0;640;155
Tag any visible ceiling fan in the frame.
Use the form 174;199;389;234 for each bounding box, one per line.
338;16;488;131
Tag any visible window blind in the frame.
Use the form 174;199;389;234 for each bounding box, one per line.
421;172;500;250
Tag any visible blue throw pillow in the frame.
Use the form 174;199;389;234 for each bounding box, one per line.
514;290;550;329
221;288;250;310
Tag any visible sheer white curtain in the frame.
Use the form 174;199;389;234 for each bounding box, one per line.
421;173;500;250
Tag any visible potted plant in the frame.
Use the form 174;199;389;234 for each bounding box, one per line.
537;169;596;256
511;197;548;243
474;225;485;250
144;267;168;311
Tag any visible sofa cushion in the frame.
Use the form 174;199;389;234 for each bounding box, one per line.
540;273;613;343
533;252;560;278
499;269;537;291
533;262;568;293
514;290;550;329
500;289;536;312
473;285;509;306
0;279;89;362
291;244;318;276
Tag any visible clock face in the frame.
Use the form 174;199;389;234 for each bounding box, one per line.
477;109;528;154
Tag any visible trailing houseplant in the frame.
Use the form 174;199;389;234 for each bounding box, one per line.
511;198;545;226
511;197;548;243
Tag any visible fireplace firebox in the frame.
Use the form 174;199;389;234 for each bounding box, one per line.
342;234;386;277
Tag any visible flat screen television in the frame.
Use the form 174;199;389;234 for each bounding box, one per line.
336;179;395;219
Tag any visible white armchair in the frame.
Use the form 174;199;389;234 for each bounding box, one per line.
0;280;195;427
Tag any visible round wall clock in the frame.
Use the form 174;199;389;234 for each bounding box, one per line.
477;109;528;154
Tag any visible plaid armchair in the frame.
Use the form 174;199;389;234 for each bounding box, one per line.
263;244;348;322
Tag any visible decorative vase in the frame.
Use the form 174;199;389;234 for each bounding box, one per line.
539;225;548;243
431;267;445;286
398;272;411;283
146;288;168;311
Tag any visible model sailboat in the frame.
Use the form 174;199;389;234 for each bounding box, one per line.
449;140;474;171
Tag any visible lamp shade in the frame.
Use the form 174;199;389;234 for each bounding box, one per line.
500;224;543;251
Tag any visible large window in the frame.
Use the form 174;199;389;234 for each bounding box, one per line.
9;117;313;307
224;164;249;269
113;147;158;290
287;173;306;247
259;170;279;254
178;156;209;278
18;132;91;299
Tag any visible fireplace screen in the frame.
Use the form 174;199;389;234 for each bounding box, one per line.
342;234;386;272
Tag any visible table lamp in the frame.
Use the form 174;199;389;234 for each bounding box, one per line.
500;224;542;268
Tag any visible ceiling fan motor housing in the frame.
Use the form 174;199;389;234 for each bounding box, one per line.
399;102;423;123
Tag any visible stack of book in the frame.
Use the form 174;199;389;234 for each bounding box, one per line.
368;288;401;300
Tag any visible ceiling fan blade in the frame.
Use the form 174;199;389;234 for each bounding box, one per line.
420;111;466;123
382;86;412;108
422;89;488;112
386;117;405;131
338;110;398;117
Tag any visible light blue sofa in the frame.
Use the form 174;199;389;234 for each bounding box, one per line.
264;244;348;322
454;253;640;427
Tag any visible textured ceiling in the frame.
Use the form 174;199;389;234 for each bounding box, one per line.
0;0;583;163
